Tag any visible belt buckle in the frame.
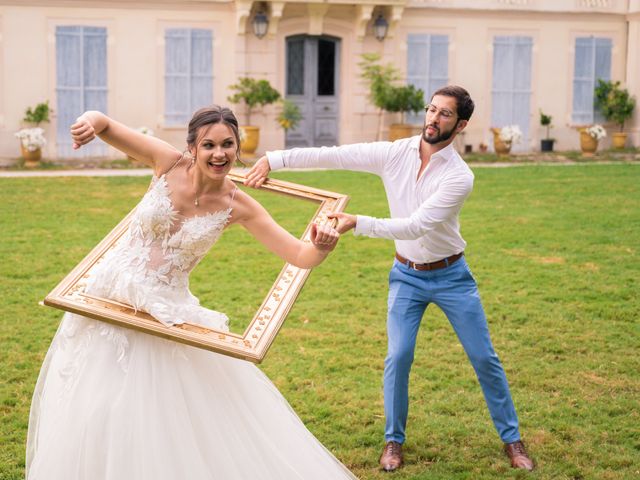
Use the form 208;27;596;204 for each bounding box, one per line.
408;260;423;271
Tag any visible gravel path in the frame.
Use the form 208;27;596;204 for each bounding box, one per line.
1;161;638;178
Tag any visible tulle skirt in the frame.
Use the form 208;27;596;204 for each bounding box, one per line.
26;314;357;479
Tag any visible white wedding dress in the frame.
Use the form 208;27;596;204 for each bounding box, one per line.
26;170;357;480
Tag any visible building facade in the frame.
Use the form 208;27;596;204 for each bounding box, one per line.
2;0;639;160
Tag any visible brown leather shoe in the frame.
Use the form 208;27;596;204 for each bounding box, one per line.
504;440;534;471
379;441;403;472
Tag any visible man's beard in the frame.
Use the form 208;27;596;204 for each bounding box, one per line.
422;122;457;145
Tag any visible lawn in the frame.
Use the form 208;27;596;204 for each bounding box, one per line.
1;164;639;479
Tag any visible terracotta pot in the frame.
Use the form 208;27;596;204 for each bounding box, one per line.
579;128;598;157
491;128;511;156
388;124;416;142
20;144;42;167
611;132;627;150
240;126;260;157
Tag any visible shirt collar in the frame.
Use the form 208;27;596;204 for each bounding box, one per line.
411;136;457;162
432;143;456;161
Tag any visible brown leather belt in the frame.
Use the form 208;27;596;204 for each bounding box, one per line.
395;252;464;271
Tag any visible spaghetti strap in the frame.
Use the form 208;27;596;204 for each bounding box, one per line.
228;185;238;209
161;152;187;177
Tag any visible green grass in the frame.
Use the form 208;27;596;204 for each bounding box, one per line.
1;165;639;479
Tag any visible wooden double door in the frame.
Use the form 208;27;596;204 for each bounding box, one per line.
285;35;340;148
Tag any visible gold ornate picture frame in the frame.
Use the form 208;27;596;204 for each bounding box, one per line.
44;171;349;363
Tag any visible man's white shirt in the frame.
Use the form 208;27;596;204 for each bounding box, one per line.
266;135;474;263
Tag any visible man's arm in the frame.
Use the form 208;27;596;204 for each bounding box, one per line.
345;174;473;240
244;142;390;188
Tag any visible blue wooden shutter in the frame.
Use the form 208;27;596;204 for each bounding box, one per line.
572;37;612;124
491;36;532;151
406;34;449;124
165;28;213;126
56;26;108;157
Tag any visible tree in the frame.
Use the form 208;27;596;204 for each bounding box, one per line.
227;78;281;126
358;53;424;140
594;80;636;132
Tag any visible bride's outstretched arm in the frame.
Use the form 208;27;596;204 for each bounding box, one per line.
234;191;339;269
70;111;181;172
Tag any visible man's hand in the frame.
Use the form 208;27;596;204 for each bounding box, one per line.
327;212;357;234
244;156;271;188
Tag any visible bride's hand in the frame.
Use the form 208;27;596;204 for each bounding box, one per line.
310;223;340;252
70;115;97;150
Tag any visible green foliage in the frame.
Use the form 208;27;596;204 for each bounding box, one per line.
22;101;51;125
594;80;636;132
358;53;400;110
358;53;425;124
539;110;553;139
227;77;281;126
379;84;424;121
276;99;303;132
2;165;640;479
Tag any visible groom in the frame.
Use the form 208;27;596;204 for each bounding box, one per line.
245;85;534;472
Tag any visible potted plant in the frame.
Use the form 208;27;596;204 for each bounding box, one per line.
578;124;606;157
358;53;425;141
594;79;636;149
539;110;554;152
15;128;47;167
227;77;281;156
381;84;425;141
276;99;302;133
490;125;522;156
15;101;51;166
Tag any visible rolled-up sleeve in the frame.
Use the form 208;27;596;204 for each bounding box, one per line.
354;173;473;240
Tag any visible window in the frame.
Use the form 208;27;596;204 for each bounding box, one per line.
572;37;612;124
286;38;305;95
165;28;213;126
55;26;108;157
406;34;449;124
491;35;532;151
317;39;335;96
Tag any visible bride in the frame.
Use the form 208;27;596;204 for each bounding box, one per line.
26;105;357;479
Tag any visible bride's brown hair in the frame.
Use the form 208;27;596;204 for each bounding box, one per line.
186;105;242;159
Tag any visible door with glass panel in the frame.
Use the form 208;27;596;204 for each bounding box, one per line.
285;35;340;147
55;26;108;157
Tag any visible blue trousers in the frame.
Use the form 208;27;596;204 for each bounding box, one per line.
384;257;520;444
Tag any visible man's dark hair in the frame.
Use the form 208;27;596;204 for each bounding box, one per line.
431;85;475;121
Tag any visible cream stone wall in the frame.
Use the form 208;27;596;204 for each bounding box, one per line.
626;3;640;147
1;0;638;160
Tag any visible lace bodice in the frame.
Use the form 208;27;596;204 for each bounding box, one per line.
129;174;231;285
85;173;233;331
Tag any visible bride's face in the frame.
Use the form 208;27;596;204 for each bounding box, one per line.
191;123;237;179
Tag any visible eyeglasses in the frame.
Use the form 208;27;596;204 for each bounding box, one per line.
424;104;456;119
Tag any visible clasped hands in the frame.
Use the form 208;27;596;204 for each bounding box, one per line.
244;156;357;236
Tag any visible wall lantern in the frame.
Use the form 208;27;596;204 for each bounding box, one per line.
252;8;269;39
373;14;389;41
